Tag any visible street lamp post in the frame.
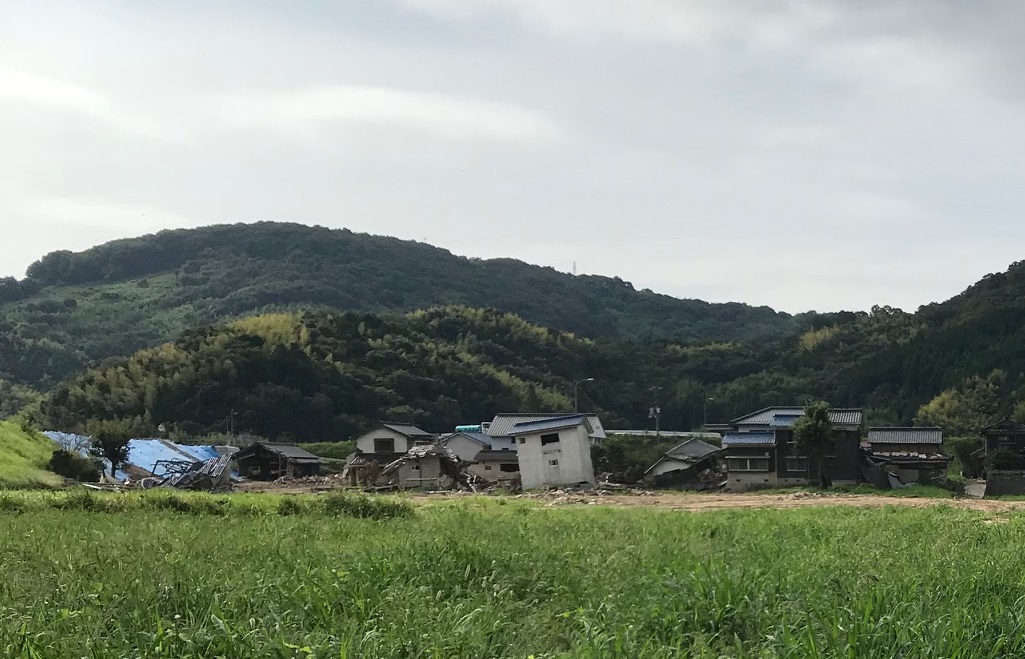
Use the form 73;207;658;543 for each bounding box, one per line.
703;397;715;428
573;378;594;412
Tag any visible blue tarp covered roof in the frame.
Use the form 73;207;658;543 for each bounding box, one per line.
44;433;230;481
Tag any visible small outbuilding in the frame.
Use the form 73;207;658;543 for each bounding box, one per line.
379;443;462;490
234;443;321;480
863;427;949;487
643;438;724;489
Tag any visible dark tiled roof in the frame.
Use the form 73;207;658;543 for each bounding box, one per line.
868;427;943;445
511;415;590;435
474;450;520;463
442;432;492;448
732;407;863;428
665;438;722;461
722;431;776;447
381;423;433;438
253;443;321;462
487;413;606;439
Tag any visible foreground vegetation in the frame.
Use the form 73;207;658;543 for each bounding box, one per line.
1;498;1024;657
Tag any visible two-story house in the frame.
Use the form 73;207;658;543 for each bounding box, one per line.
722;406;863;491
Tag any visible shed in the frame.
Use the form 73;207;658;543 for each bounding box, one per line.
234;443;321;480
643;438;724;489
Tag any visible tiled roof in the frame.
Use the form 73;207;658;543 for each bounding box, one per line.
732;407;863;428
257;443;322;462
441;432;492;448
487;413;606;439
868;427;943;445
511;415;590;435
722;431;776;447
381;423;433;438
474;449;520;463
665;438;722;461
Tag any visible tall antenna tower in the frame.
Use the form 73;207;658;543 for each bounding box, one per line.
572;260;577;276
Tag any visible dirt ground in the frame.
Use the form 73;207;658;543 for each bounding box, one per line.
415;490;1025;513
235;479;1025;513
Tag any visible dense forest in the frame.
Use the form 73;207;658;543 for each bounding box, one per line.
0;222;801;391
7;222;1025;439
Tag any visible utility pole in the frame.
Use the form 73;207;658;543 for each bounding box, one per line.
704;397;715;429
648;385;662;436
573;378;594;412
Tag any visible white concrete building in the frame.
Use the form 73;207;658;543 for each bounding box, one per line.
510;414;597;489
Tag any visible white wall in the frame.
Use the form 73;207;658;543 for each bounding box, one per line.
354;427;410;454
516;424;596;489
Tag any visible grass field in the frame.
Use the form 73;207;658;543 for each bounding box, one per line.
0;420;62;489
1;493;1024;658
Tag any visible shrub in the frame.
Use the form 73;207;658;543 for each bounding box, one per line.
320;492;413;519
48;450;102;482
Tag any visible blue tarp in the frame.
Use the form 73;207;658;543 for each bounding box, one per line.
44;433;232;481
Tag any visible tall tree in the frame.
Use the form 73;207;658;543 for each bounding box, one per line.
793;401;834;488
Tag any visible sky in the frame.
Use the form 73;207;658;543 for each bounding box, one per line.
2;0;1025;314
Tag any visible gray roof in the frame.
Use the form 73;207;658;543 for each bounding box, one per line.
722;431;776;447
441;432;492;448
487;413;606;439
867;427;943;445
511;414;590;435
732;407;863;428
473;449;520;463
256;443;321;462
665;438;722;461
381;423;434;438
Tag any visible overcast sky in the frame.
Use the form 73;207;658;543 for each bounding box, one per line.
3;0;1025;313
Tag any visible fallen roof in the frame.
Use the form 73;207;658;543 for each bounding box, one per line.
868;427;943;445
664;438;723;461
721;431;776;447
487;413;606;439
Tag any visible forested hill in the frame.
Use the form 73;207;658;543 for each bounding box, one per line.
33;307;778;439
0;222;802;390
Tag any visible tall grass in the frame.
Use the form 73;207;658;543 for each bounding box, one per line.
0;501;1023;656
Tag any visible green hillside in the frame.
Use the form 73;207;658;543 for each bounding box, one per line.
0;222;803;391
0;420;62;489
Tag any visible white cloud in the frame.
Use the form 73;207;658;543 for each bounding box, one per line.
0;67;187;142
218;84;562;144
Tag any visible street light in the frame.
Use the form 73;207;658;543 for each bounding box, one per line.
703;397;715;428
573;378;594;412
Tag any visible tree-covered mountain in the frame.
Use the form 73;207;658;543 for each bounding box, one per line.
32;307;778;439
0;222;803;391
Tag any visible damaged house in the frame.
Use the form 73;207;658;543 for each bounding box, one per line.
343;422;435;486
643;438;724;489
863;427;949;488
234;443;321;480
442;430;519;484
506;414;597;489
722;406;863;491
379;443;463;490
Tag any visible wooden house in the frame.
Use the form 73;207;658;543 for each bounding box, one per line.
234;443;321;480
864;427;949;486
722;406;863;491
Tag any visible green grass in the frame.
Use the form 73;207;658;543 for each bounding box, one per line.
1;497;1023;657
0;420;62;489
